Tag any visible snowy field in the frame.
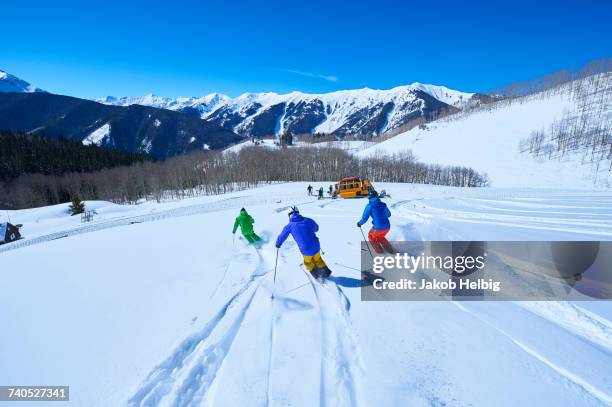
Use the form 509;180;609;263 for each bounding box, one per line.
1;182;612;406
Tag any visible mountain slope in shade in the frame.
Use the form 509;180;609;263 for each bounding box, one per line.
0;92;241;159
100;84;475;138
0;70;46;93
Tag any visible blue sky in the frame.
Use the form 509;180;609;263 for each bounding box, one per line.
2;0;610;98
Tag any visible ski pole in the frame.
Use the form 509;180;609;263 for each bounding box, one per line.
359;225;374;259
271;247;279;299
210;235;237;300
334;261;361;272
279;282;310;296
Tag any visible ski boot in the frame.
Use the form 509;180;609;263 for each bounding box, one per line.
382;242;396;254
311;266;332;279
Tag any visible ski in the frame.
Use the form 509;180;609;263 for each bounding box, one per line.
299;262;331;283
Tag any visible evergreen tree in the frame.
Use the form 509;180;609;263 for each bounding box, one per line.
0;130;153;183
68;195;85;216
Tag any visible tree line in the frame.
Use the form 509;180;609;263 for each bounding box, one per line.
443;59;612;124
489;58;612;98
1;146;488;209
0;130;152;183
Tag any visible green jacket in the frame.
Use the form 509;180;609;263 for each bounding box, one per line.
233;211;255;234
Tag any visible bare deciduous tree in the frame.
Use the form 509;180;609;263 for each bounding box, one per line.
2;146;488;209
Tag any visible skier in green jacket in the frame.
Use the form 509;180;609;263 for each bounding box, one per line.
232;208;262;243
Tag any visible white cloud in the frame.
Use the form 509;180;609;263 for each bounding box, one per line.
280;69;338;82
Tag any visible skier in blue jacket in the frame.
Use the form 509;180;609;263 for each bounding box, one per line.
276;206;332;278
357;189;393;254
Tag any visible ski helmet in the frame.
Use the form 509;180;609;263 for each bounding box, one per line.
368;189;379;198
288;206;299;217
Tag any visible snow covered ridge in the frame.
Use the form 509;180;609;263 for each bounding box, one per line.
358;73;612;189
0;70;46;93
98;83;475;138
99;93;232;114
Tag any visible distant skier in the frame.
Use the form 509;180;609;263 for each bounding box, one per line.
276;206;331;278
318;187;324;200
328;184;333;196
307;185;313;196
232;208;261;243
357;190;393;254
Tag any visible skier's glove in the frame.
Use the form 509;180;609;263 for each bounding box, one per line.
356;222;361;227
275;243;281;249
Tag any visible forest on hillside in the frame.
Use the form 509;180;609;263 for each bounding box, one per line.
0;131;153;183
1;145;488;209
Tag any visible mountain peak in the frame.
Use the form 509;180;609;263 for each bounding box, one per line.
0;70;46;93
403;82;473;106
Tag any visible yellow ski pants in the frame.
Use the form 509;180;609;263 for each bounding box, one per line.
303;252;327;272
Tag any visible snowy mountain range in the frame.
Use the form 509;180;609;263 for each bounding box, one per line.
0;70;46;93
1;69;479;140
98;84;476;138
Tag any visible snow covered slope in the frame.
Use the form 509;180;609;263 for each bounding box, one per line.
358;74;612;189
82;123;111;146
224;138;376;154
100;83;474;138
0;70;45;93
1;183;612;406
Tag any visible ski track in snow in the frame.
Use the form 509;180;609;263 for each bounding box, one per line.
392;195;612;238
392;196;612;356
0;193;312;255
209;236;238;300
170;287;259;407
130;241;364;406
127;264;268;407
509;339;612;406
454;302;612;406
265;297;277;407
395;195;612;405
303;268;364;407
517;301;612;354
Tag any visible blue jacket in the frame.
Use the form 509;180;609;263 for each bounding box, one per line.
359;197;391;230
276;214;321;256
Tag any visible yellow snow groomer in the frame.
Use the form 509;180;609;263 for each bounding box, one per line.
335;177;373;198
